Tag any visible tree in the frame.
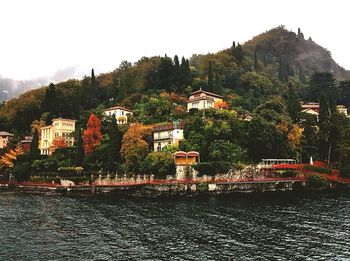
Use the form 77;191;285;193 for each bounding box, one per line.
30;129;40;162
308;72;337;106
247;116;289;162
83;113;102;155
52;138;67;149
286;82;301;123
172;55;181;90
76;125;84;166
144;151;175;178
105;117;122;171
180;57;192;91
121;123;152;173
158;55;173;91
89;68;99;108
339;128;350;177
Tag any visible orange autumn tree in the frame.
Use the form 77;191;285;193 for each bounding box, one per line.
121;123;152;173
214;100;229;110
83;113;102;155
52;138;68;149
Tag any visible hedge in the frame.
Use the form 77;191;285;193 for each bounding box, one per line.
307;174;328;188
192;161;231;176
304;165;332;175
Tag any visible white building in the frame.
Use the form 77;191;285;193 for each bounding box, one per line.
153;121;184;151
40;118;76;155
0;131;13;149
337;105;348;116
187;89;224;111
103;106;133;124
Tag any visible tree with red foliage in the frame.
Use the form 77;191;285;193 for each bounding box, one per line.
52;138;67;149
83;113;102;155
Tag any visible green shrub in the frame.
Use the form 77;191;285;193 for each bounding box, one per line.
30;176;60;183
307;174;328;189
340;168;350;178
193;161;231;176
13;162;32;181
282;170;298;177
58;167;84;175
304;165;332;175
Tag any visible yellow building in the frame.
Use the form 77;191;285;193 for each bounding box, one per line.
187;89;224;111
40;118;76;155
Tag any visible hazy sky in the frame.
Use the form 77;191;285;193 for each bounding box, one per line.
1;0;349;80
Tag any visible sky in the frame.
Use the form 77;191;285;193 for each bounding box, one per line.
1;0;349;80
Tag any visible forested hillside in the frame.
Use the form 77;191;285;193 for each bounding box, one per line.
2;26;350;179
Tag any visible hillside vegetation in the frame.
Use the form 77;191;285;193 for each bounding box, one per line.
2;26;350;180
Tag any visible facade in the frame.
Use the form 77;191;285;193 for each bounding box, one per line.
0;131;13;149
40;118;76;155
21;136;33;152
301;102;320;113
173;151;200;180
153;121;184;151
103;106;133;124
187;89;224;111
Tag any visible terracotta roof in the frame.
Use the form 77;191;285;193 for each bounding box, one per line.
187;96;215;103
52;118;76;122
190;89;223;99
153;121;184;132
104;106;132;112
173;151;187;157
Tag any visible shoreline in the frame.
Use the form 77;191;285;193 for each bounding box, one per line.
1;179;349;198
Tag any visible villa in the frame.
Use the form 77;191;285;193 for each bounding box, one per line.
153;121;184;151
187;89;225;111
103;106;133;124
40;118;76;155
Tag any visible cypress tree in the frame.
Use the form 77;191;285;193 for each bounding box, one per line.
76;126;84;166
89;68;99;107
30;129;40;162
105;117;122;171
173;55;181;91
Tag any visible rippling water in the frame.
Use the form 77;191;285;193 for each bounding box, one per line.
0;192;350;260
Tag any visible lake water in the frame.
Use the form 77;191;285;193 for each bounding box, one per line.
0;192;350;260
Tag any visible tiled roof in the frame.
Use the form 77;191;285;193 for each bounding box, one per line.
0;131;13;136
104;106;132;112
189;89;223;99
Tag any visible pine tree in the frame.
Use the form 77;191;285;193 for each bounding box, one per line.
30;129;40;162
207;60;214;92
